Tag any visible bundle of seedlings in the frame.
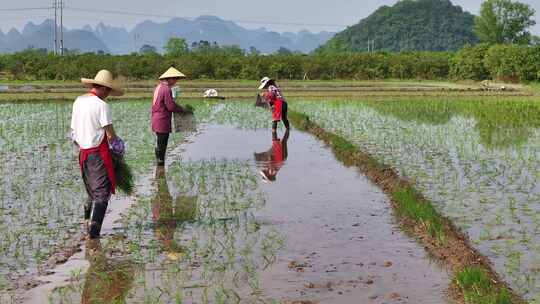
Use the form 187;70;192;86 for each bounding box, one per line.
173;104;196;133
112;152;134;196
255;94;270;108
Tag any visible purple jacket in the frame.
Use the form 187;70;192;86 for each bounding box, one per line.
151;81;183;133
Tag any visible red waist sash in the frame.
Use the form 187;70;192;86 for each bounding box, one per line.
79;137;116;194
272;99;284;121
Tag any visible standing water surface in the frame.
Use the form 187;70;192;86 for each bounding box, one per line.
18;105;450;303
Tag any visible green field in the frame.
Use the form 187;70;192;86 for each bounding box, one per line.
1;81;539;303
0;79;531;102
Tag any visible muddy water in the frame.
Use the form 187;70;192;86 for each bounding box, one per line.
295;100;540;300
180;124;450;303
19;123;450;304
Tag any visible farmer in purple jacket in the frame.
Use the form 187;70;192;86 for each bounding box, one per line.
151;67;187;166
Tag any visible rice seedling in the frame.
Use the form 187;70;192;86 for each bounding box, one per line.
212;102;273;130
0;99;212;295
50;149;282;302
291;98;540;301
5;96;538;302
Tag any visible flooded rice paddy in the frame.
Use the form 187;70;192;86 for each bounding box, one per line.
1;98;538;303
3;100;452;304
0;100;213;302
293;99;540;301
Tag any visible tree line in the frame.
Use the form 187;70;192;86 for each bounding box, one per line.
0;0;538;83
0;43;538;82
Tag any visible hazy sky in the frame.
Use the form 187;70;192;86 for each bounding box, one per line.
0;0;539;35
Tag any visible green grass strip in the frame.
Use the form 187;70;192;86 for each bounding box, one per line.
392;186;445;242
456;267;512;304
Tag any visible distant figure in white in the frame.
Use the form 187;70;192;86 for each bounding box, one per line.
204;89;219;98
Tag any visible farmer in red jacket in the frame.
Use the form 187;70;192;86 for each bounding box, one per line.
258;77;290;133
151;67;188;166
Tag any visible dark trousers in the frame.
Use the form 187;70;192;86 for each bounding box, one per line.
82;153;111;239
272;102;290;130
155;132;170;165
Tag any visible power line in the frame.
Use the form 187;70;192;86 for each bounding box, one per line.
0;4;343;53
64;7;176;19
0;15;50;23
0;7;52;12
64;7;347;28
0;6;347;29
226;18;346;28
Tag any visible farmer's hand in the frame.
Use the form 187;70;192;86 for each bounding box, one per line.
69;130;79;146
111;137;126;156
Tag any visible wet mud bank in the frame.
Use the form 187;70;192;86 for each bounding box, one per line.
288;110;525;304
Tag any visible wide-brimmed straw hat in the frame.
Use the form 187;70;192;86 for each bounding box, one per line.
159;67;186;80
81;70;124;96
259;169;276;182
258;76;273;89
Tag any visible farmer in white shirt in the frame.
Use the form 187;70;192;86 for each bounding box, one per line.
71;70;125;239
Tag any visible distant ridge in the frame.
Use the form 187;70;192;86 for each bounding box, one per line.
317;0;478;53
0;20;108;53
0;16;334;54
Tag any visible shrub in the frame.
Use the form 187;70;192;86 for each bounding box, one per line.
484;44;540;82
0;46;536;82
450;44;491;80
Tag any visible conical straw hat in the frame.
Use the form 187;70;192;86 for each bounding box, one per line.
81;70;124;96
159;67;186;80
258;76;272;89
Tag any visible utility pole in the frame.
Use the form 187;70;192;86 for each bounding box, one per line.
53;0;58;54
367;39;375;54
52;0;65;55
60;0;64;55
133;34;140;53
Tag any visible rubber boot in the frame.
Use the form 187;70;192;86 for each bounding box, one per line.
283;119;290;130
84;197;92;220
88;201;108;239
156;147;165;166
159;148;166;166
84;198;93;232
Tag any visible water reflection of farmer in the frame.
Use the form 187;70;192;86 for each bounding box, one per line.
82;240;134;304
152;167;197;257
254;130;290;182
